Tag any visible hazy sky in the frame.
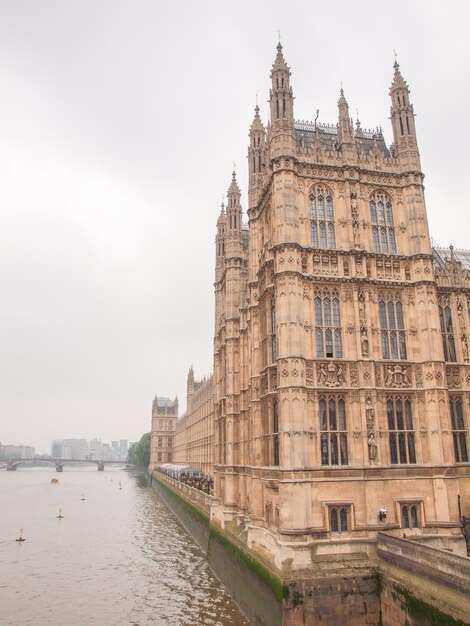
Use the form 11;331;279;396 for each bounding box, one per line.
1;0;469;454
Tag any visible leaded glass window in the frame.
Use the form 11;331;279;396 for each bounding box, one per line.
330;507;349;532
273;400;280;466
370;192;396;254
310;186;336;250
320;395;348;466
450;396;469;463
439;297;457;362
401;504;420;529
315;288;342;358
387;396;416;464
379;294;407;359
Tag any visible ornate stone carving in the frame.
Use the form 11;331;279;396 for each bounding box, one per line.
384;364;411;388
317;362;345;387
368;433;377;462
415;365;423;388
351;193;360;248
305;362;314;386
446;366;461;389
350;364;358;388
374;363;382;386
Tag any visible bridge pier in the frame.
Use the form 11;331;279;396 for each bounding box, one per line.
97;462;104;471
55;463;63;473
7;463;17;471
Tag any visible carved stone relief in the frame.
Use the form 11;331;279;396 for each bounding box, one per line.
317;362;345;387
384;364;412;388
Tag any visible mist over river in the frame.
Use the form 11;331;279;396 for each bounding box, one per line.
0;467;248;625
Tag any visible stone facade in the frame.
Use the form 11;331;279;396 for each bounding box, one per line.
172;44;470;570
149;395;177;469
173;367;214;476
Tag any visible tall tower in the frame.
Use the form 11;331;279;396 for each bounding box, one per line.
211;45;470;574
389;61;420;171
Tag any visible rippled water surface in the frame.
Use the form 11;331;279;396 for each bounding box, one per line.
0;467;249;625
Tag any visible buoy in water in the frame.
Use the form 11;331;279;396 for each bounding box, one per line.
16;528;25;542
81;493;86;501
57;508;64;519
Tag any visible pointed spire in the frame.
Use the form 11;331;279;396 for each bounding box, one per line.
228;169;240;196
338;84;347;106
271;41;290;74
337;85;354;150
391;60;407;91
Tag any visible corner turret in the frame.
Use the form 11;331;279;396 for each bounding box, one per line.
389;61;421;170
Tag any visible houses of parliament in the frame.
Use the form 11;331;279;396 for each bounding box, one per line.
150;43;470;573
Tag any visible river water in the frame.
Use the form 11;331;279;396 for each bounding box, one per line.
0;467;249;626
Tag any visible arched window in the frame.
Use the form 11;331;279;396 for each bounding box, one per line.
379;293;407;360
438;296;457;362
320;395;348;466
329;506;349;532
370;192;396;254
450;396;469;463
387;396;416;464
271;303;277;363
315;288;342;358
310;186;336;250
273;400;279;466
401;504;420;529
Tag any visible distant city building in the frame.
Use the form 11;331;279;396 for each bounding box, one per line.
50;438;128;462
0;443;35;460
51;439;89;460
149;396;178;468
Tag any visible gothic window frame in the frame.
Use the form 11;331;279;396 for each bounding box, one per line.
379;292;407;360
320;394;348;466
327;504;352;533
370;191;397;254
398;500;422;530
309;185;336;250
439;296;457;362
387;395;416;465
314;288;343;359
271;300;277;363
449;396;469;463
273;399;280;467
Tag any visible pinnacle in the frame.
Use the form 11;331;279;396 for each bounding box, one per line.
271;41;290;75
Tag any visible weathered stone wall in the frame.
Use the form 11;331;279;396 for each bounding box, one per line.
150;472;470;626
283;575;381;626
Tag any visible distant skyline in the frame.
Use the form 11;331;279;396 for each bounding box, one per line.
1;0;469;454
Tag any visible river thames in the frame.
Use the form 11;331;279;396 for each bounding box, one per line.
0;467;249;626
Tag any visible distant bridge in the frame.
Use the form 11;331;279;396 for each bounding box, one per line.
0;458;134;472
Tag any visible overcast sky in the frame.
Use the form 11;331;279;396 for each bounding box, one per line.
1;0;469;454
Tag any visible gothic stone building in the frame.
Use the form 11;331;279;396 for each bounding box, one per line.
173;367;214;476
149;395;178;468
209;43;470;568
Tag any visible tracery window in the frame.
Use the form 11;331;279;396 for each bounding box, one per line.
329;506;349;532
310;186;336;250
379;294;407;360
401;504;420;529
450;396;469;463
320;395;348;466
271;303;277;363
439;297;457;362
387;396;416;464
315;288;342;358
370;192;396;254
273;400;280;466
